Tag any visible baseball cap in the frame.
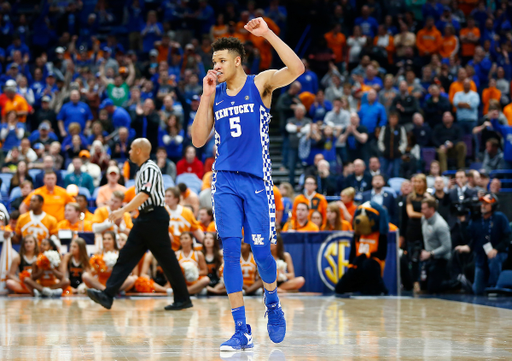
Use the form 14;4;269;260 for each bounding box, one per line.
100;98;114;109
79;150;90;158
41;95;51;102
119;66;128;74
55;47;65;54
5;79;17;87
185;43;194;50
479;193;498;204
39;122;50;130
107;166;120;175
47;72;55;77
149;49;159;57
191;95;200;101
66;184;79;197
8;63;19;70
33;143;44;150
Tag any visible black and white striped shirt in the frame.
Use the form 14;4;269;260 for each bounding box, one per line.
135;159;165;210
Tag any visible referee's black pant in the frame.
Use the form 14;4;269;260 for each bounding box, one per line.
104;207;190;302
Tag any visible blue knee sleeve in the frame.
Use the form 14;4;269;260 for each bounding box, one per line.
222;237;243;294
252;244;277;284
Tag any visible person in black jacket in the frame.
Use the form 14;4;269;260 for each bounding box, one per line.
131;99;160;154
390;81;420;130
343;159;372;195
378;112;407;178
411;112;432;148
423;84;451;130
433;111;467;172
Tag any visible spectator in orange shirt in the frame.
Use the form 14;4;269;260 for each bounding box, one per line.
211;13;228;40
178;183;200;216
292;176;328;227
96;166;126;207
273;185;284;226
235;11;250;42
91;191;133;236
448;68;477;104
2;79;31;123
324;24;346;66
338;187;357;223
20;171;75;222
14;194;59;244
460;17;480;64
416;17;442;58
283;203;320;232
323;202;353;231
198;207;214;232
248;9;280;71
76;194;94;222
373;25;395;65
310;210;324;230
164;187;204;251
439;25;459;59
57;203;93;232
482;78;502;115
155;34;173;63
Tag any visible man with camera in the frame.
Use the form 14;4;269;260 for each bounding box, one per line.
455;193;511;295
448;170;478;226
420;198;452;293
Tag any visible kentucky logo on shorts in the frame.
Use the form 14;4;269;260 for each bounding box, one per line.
252;234;264;246
317;232;352;290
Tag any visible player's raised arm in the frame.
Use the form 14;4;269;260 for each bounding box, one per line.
191;70;217;147
246;17;305;91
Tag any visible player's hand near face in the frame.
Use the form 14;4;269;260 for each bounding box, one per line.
203;70;218;96
244;17;270;37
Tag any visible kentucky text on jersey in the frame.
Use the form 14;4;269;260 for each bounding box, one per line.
214;104;255;121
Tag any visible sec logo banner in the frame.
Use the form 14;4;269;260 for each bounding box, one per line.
317;231;352;290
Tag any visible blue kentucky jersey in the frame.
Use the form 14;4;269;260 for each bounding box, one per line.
212;75;272;180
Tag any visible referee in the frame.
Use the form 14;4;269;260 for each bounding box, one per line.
87;138;192;310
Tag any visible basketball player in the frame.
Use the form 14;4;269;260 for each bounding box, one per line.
191;17;304;351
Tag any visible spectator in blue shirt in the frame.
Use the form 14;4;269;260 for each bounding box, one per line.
141;11;163;54
422;0;444;22
6;35;30;62
452;79;480;135
364;64;383;91
65;157;95;195
0;111;25;151
100;98;134;135
435;7;461;34
126;0;145;51
358;89;387;137
296;59;318;95
196;0;215;34
355;6;379;38
490;118;512;169
57;90;93;138
468;47;492;88
309;90;332;122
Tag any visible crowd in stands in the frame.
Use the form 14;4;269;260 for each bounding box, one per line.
0;0;512;297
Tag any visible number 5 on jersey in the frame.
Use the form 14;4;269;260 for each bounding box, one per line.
230;117;242;137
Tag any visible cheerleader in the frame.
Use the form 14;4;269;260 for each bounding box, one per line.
271;236;305;293
207;239;263;295
6;235;39;294
201;232;223;288
135;252;171;294
24;238;70;297
176;232;210;295
83;231;137;292
60;238;90;294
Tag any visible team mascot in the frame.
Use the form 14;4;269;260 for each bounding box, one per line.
335;201;389;296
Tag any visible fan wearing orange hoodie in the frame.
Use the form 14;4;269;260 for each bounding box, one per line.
439;25;459;59
416;17;442;57
482;79;502;115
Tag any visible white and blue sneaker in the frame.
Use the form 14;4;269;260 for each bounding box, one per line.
265;302;286;344
220;323;254;351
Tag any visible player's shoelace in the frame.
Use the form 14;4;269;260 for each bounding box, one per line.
265;302;285;326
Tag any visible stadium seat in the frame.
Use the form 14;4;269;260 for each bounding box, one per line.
421;148;437;172
61;170;68;179
388;177;406;195
175;173;201;194
383;186;397;197
9;187;21;203
92;187;100;200
470;162;482;170
162;174;176;189
78;187;92;199
442;170;457;177
0;173;13;188
462;134;473;159
0;182;9;198
126;180;135;188
28;169;41;179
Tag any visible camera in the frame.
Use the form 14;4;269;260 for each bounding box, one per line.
452;197;481;219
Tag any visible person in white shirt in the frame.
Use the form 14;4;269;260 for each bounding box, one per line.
453;78;480;135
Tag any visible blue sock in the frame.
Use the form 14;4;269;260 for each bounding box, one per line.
231;306;247;331
264;287;279;305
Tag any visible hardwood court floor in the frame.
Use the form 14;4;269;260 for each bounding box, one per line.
0;295;511;360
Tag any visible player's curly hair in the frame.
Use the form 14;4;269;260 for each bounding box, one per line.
212;37;246;63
